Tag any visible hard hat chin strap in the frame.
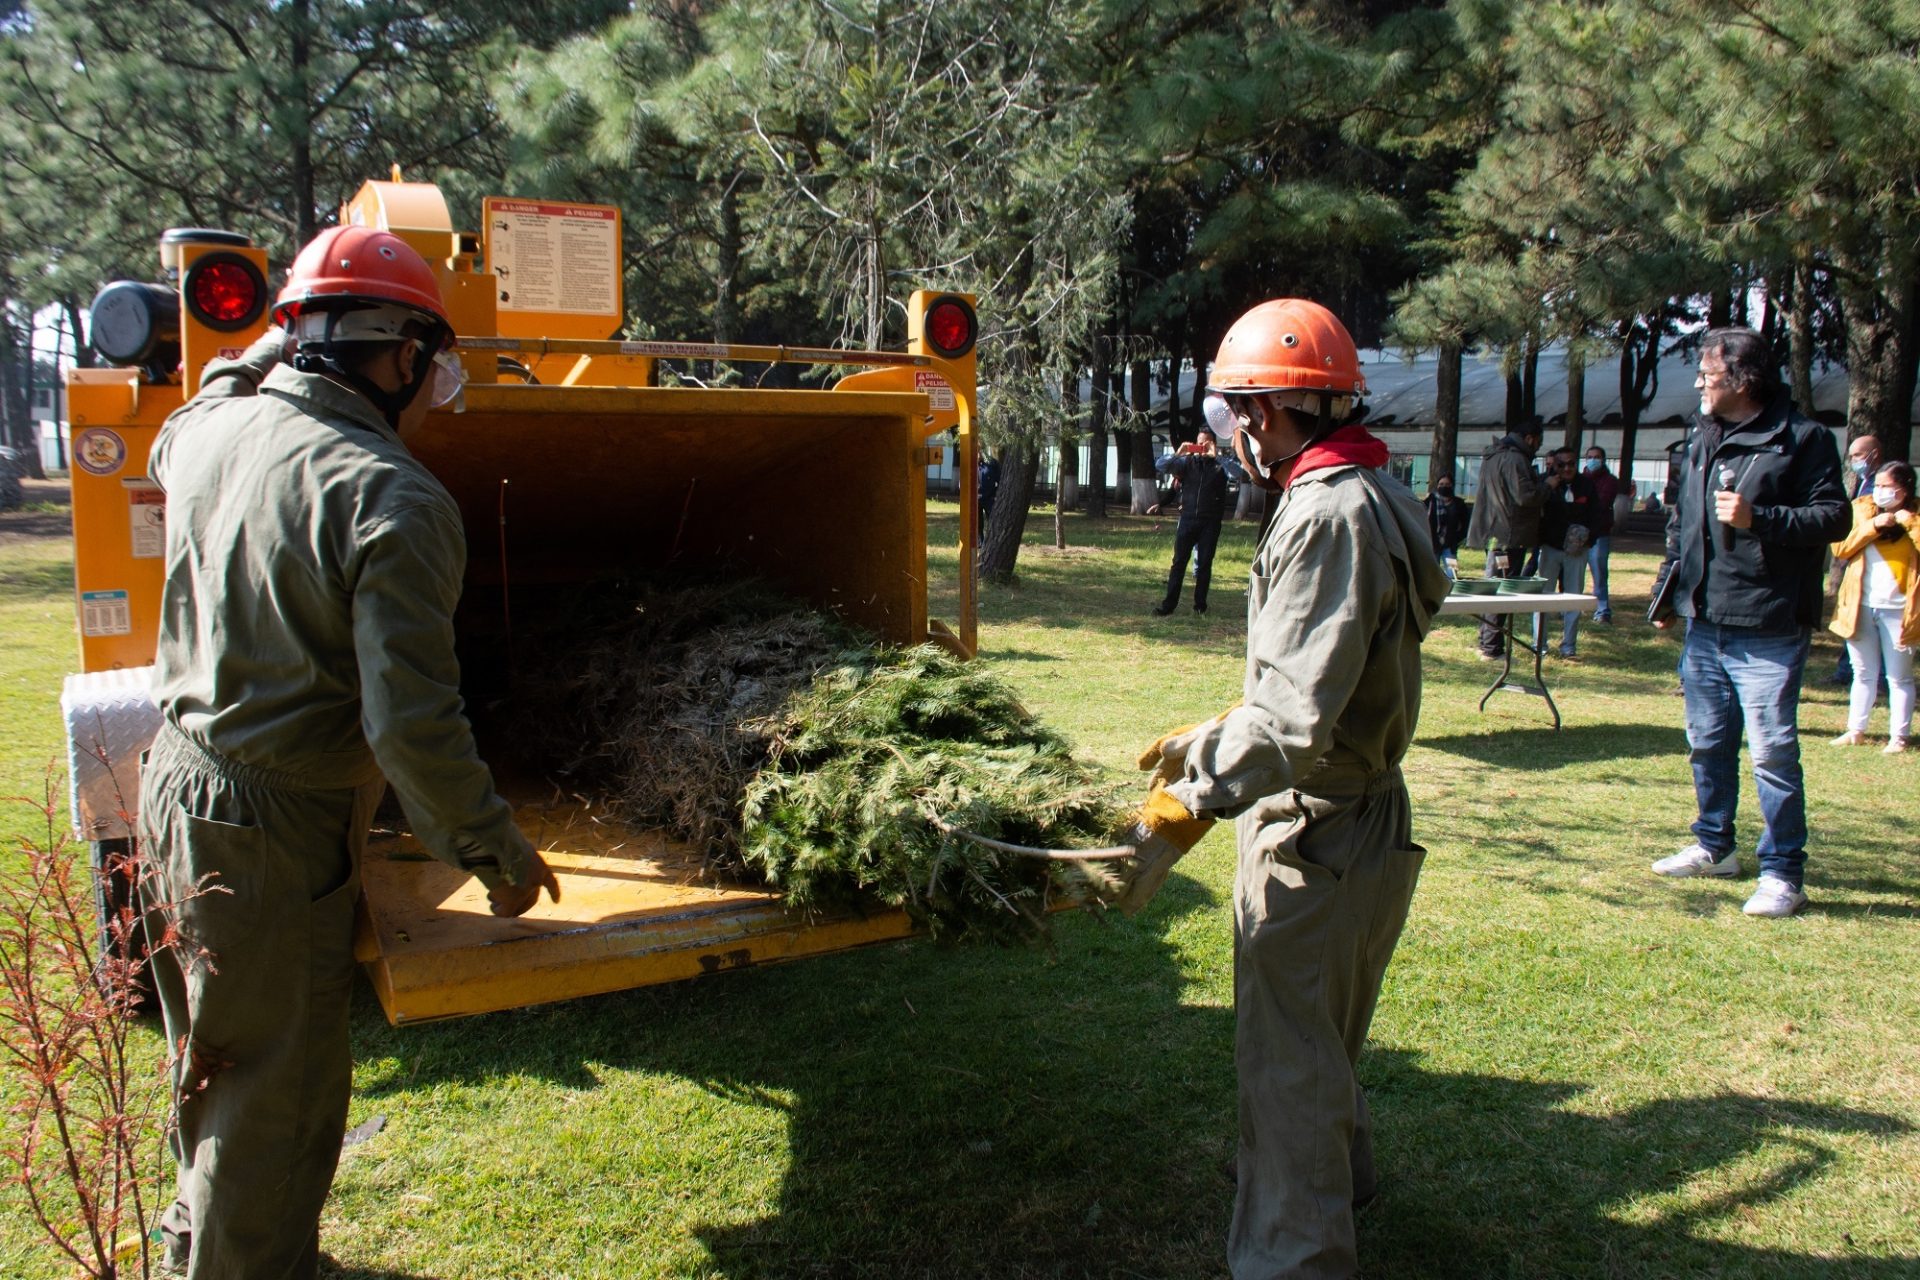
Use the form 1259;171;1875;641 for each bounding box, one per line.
1230;392;1340;491
291;309;445;428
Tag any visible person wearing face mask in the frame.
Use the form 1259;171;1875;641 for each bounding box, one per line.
1828;460;1920;753
1828;435;1886;688
1536;447;1599;659
1647;327;1848;919
1845;435;1884;499
1423;471;1469;578
1129;299;1448;1279
1151;404;1247;616
1581;446;1620;623
138;226;559;1278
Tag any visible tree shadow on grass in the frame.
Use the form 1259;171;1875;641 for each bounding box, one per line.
1418;723;1690;769
349;871;1239;1278
320;1260;445;1280
1364;1048;1915;1279
339;858;1915;1280
0;557;74;602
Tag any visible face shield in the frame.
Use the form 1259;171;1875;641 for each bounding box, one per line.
428;349;467;410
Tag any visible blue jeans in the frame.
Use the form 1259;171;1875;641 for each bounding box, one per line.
1586;535;1612;619
1680;621;1812;887
1536;546;1587;655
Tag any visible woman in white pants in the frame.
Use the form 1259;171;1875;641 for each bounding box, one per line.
1830;459;1920;753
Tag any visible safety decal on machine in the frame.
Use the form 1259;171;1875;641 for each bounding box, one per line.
75;428;127;477
483;198;621;317
124;480;165;559
914;370;955;411
80;590;132;638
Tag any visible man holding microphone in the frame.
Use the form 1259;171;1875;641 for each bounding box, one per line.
1648;328;1848;917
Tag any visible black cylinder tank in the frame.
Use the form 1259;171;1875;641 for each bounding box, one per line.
88;281;180;369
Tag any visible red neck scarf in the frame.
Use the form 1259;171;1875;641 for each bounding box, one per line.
1287;424;1390;487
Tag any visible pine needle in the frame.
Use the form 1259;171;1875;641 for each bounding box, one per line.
501;580;1128;941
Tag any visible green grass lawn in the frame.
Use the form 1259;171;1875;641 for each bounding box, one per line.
3;496;1917;1279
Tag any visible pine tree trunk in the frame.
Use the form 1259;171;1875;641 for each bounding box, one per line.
1787;259;1816;417
64;298;93;369
1617;320;1660;485
1058;413;1080;516
714;177;742;344
1130;358;1158;513
1834;250;1914;462
1504;370;1523;426
290;0;317;245
0;306;33;468
1430;341;1461;493
1131;355;1152;503
1563;349;1585;453
1087;341;1108;519
1059;370;1075;552
1521;330;1539;421
978;441;1037;583
1708;286;1732;329
1052;424;1069;551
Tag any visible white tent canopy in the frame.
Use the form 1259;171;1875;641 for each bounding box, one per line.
1124;344;1869;429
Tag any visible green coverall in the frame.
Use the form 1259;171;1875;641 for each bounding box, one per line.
138;338;535;1279
1163;462;1447;1280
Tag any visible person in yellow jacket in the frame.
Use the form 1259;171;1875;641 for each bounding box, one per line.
139;226;559;1279
1829;459;1920;753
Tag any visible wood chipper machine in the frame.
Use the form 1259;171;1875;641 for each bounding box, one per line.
60;176;982;1023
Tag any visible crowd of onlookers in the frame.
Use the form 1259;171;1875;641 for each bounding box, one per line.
1409;329;1918;921
1417;411;1919;760
1425;418;1624;662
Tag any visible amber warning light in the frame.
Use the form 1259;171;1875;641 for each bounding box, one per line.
925;295;976;359
184;253;267;331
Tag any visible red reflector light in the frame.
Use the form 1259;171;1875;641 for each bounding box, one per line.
183;252;267;331
926;297;975;357
191;261;257;323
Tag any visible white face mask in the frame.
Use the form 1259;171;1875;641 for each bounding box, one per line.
1874;487;1903;511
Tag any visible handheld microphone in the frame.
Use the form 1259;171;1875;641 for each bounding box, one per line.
1718;465;1738;551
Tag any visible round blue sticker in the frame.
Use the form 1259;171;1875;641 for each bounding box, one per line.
75;428;128;477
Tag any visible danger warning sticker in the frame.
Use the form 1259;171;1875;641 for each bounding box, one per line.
484;197;621;317
125;482;165;559
914;370;954;411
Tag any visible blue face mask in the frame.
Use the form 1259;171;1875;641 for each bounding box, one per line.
1582;459;1602;473
1852;460;1873;480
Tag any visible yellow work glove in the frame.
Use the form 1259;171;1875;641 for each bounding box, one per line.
1136;701;1239;788
1109;783;1216;917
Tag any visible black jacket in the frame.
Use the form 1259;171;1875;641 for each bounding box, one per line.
1539;472;1600;551
1424;492;1470;554
1660;392;1849;631
1465;433;1546;549
1157;451;1241;523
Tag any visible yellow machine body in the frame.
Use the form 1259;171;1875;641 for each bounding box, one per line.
65;178;978;1023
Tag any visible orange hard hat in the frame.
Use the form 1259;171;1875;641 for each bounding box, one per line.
1208;299;1365;397
271;225;451;342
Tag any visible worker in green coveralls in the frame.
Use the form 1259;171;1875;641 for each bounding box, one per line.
1127;299;1447;1279
138;225;559;1279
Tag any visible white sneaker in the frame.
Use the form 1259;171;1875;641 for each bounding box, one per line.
1651;843;1740;878
1743;875;1808;918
